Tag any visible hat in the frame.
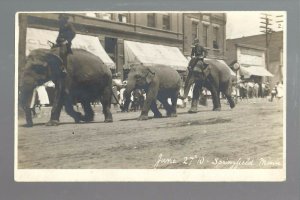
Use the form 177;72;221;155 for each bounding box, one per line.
193;38;200;44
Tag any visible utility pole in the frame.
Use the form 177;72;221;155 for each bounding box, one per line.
260;13;273;72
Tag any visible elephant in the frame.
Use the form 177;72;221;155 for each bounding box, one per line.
180;59;235;113
20;48;113;127
123;64;181;120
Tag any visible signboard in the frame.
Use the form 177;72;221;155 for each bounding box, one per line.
237;47;264;67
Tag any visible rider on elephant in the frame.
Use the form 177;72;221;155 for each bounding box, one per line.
188;38;207;71
52;14;76;75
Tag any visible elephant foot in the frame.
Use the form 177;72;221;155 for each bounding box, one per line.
138;115;149;121
45;120;59;126
104;112;113;123
229;102;235;109
23;123;33;128
168;113;177;118
213;107;221;111
82;115;94;122
154;113;163;118
104;118;113;123
188;108;197;113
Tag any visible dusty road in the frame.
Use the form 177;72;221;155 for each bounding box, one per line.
17;98;283;169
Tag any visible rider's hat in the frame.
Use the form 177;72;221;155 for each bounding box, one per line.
193;38;200;45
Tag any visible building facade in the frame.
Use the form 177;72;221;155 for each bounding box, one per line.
226;31;283;88
18;12;227;79
182;13;227;60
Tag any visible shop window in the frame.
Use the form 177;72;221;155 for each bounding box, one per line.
118;14;129;23
203;25;208;47
147;13;156;27
105;37;117;62
213;26;219;49
162;14;170;30
102;13;113;20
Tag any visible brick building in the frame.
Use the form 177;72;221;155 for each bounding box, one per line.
18;12;227;79
226;31;283;88
182;13;227;60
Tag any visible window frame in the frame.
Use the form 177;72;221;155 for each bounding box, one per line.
213;26;219;49
162;14;171;30
147;13;156;27
202;24;209;47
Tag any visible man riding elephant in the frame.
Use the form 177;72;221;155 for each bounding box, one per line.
52;14;76;75
188;38;207;71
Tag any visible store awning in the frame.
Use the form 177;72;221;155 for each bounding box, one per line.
124;40;188;71
204;58;236;76
26;28;116;69
240;66;273;77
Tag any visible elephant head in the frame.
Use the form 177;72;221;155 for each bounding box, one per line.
20;48;63;127
181;61;210;99
121;64;155;110
123;64;155;96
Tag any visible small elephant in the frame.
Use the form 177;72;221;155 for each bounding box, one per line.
181;59;235;112
123;64;181;120
20;48;113;127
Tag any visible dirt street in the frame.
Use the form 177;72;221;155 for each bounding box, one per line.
17;99;283;169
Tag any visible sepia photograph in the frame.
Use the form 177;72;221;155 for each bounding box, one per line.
15;11;285;181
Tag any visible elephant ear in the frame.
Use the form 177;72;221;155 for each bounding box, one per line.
145;67;155;84
43;52;65;78
44;52;63;67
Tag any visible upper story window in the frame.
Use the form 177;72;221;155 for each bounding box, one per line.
147;13;156;27
102;13;113;20
118;13;129;23
162;14;171;30
213;26;219;49
192;21;199;41
203;25;209;47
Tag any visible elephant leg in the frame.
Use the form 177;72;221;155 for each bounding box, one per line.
81;101;94;122
46;80;65;126
139;83;159;121
189;82;202;113
223;85;235;109
211;89;221;111
150;100;162;118
100;86;113;123
64;95;83;123
170;91;178;117
206;81;221;111
158;96;174;117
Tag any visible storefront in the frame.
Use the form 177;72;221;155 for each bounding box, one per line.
123;40;189;80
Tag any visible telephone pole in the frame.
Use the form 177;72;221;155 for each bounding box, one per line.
260;13;273;71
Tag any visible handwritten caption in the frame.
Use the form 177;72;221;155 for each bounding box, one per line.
154;153;281;169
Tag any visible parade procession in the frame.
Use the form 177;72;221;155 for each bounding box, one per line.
16;12;284;174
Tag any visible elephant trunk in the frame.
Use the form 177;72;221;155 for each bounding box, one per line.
20;86;34;127
180;73;195;99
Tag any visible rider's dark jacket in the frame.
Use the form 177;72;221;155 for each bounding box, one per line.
56;22;76;45
191;44;207;58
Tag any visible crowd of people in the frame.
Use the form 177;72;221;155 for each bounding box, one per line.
232;81;284;102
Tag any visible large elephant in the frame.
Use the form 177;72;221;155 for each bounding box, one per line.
20;48;113;127
123;64;181;120
181;59;235;113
